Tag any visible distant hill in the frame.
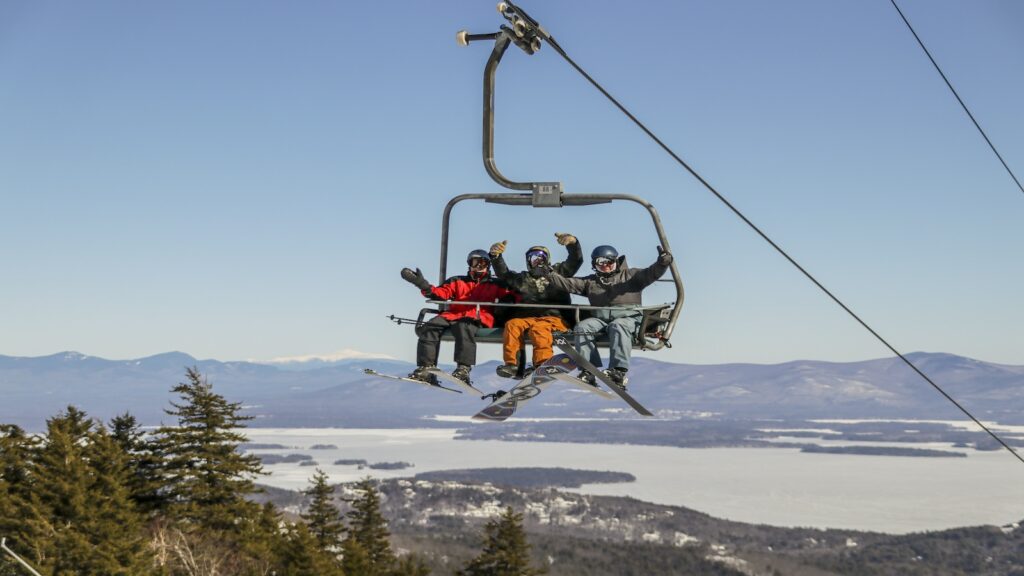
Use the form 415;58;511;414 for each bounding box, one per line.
0;351;1022;430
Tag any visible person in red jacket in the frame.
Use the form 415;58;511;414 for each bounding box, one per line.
400;249;518;384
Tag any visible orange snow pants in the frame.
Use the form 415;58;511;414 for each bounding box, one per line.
502;316;569;366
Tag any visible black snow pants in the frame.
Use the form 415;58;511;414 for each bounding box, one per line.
416;316;479;367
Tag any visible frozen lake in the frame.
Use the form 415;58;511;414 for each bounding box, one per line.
243;426;1024;535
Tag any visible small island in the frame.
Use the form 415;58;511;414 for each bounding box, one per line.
259;453;315;465
240;443;289;450
368;461;414;470
800;445;966;458
413;467;636;489
334;459;369;466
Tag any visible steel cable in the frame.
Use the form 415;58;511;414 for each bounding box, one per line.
890;0;1024;197
507;3;1024;465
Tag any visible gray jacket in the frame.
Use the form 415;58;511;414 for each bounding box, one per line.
545;256;669;321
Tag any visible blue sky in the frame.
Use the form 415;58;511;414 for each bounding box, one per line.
1;1;1021;366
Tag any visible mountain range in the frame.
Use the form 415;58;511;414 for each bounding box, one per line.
1;351;1022;430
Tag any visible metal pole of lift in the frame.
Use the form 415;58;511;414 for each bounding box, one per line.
1;537;43;576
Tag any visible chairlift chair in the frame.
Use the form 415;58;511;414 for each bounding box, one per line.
414;5;684;353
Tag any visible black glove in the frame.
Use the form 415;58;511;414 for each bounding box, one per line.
656;246;673;267
401;267;431;291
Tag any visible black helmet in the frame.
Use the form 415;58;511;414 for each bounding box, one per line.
591;245;618;264
591;245;620;275
467;249;491;279
525;246;551;269
466;249;491;266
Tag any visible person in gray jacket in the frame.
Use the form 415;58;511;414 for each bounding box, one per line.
543;244;673;388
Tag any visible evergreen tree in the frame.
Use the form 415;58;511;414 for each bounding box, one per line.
31;406;95;573
302;468;345;553
156;367;264;531
80;426;153;572
340;537;372;576
458;507;544;576
238;502;289;576
278;521;345;576
32;406;152;575
0;425;36;497
393;553;432;576
342;477;395;575
109;412;166;515
0;424;44;567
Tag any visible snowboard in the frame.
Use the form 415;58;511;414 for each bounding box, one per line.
472;353;579;422
551;334;654;416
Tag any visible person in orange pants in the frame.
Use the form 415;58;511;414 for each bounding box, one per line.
501;315;569;371
489;233;583;377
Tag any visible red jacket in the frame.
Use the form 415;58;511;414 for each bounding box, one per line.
423;275;518;328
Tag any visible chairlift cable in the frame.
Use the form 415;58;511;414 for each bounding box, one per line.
889;0;1024;197
503;2;1024;465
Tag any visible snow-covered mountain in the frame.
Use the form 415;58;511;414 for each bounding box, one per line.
0;351;1021;430
254;349;398;371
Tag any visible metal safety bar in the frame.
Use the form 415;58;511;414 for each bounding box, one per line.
425;299;670;312
421;299;674;350
1;537;43;576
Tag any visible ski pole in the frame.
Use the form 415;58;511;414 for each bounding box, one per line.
386;314;430;327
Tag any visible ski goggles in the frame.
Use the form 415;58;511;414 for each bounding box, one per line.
594;257;617;270
469;257;490;269
527;250;549;266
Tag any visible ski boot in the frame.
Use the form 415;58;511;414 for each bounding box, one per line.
603;367;629;389
452;364;472;385
578;370;597;386
495;363;518;378
408;366;437;384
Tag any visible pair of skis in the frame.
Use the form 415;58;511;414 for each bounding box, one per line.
362;367;482;395
364;335;652;420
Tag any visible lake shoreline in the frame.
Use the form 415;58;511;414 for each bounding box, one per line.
241;425;1024;534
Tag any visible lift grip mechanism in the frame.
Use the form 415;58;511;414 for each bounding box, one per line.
456;2;562;207
456;2;550;54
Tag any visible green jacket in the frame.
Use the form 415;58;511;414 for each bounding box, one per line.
491;241;583;323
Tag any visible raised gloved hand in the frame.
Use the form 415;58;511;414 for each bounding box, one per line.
554;232;577;246
489;240;507;258
656;246;673;266
400;267;431;291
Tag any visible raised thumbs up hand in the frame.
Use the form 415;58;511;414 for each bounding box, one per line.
489;240;507;258
656;246;673;266
554;232;577;246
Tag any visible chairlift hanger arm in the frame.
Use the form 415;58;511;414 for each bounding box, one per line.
457;4;561;199
444;3;684;350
